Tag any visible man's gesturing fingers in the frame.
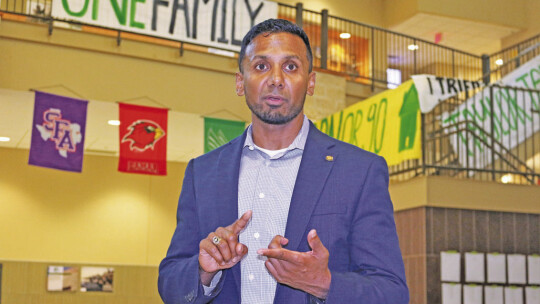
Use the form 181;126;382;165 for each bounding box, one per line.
198;210;252;275
268;235;289;249
257;248;302;264
228;210;252;234
307;229;328;258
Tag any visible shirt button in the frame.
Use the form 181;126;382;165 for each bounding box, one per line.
265;160;271;166
248;274;254;281
248;145;254;151
254;232;260;239
258;193;265;199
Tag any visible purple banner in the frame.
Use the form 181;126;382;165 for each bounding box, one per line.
29;91;88;172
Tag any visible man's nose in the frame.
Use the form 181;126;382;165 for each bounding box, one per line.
268;68;284;88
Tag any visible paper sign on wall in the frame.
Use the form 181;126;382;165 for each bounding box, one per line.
442;283;462;304
464;284;482;304
485;286;504;304
529;255;540;284
465;252;485;283
526;287;540;304
505;286;524;304
441;251;461;282
508;254;527;284
487;253;506;283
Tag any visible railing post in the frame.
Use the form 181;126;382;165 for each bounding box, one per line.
489;85;496;181
370;27;374;92
320;9;328;70
482;54;490;85
421;113;426;175
413;38;417;75
295;3;303;28
515;45;521;68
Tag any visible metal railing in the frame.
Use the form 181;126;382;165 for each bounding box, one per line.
488;34;540;83
2;0;535;90
389;85;540;185
277;3;484;89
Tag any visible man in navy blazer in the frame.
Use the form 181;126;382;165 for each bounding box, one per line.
158;19;409;303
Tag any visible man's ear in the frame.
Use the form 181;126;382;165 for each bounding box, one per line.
236;72;245;96
307;71;316;96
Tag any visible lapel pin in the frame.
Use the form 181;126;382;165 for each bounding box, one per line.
325;155;334;162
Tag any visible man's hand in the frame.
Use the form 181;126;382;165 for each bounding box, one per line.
199;210;252;285
257;229;332;299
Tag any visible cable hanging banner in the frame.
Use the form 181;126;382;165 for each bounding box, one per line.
51;0;277;52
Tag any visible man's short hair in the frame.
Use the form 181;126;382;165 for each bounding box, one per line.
238;18;313;73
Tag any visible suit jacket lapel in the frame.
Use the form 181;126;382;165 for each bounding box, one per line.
216;130;247;297
284;124;336;251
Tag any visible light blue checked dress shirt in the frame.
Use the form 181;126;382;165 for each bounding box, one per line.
237;116;309;304
203;115;310;302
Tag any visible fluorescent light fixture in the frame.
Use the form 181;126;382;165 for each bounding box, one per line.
501;174;512;184
408;44;419;51
495;59;503;66
0;137;10;142
339;32;351;39
108;120;120;126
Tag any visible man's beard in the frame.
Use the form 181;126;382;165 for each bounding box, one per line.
246;97;305;125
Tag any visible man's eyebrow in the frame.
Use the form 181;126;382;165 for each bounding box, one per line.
250;55;302;61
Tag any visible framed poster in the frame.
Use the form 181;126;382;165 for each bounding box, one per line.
80;267;114;292
47;266;79;291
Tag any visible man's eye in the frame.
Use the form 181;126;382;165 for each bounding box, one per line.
255;63;267;70
285;63;297;71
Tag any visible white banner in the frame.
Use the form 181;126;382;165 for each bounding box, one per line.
412;75;483;113
51;0;277;52
441;54;540;169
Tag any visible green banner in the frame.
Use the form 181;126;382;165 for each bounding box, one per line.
204;117;245;153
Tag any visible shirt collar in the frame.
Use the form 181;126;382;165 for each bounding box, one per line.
244;115;310;153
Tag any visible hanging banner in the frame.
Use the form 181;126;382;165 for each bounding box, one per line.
204;117;245;153
441;54;540;168
118;103;168;175
315;80;422;166
51;0;277;52
29;91;88;172
412;75;483;113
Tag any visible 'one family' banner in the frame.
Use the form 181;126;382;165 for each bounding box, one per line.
118;103;168;175
51;0;277;52
29;91;88;172
315;80;422;166
204;117;245;153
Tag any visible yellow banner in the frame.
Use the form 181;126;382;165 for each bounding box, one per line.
315;80;421;166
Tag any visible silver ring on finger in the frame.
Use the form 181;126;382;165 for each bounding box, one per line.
212;236;222;245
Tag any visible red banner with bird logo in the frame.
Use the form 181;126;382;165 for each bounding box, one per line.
118;103;168;175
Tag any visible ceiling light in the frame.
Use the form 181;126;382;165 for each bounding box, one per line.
339;32;351;39
495;59;503;66
501;174;512;184
0;137;10;142
408;44;419;51
108;120;120;126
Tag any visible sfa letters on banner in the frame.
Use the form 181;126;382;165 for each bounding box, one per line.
52;0;277;51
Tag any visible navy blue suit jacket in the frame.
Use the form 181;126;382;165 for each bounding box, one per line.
158;123;409;304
